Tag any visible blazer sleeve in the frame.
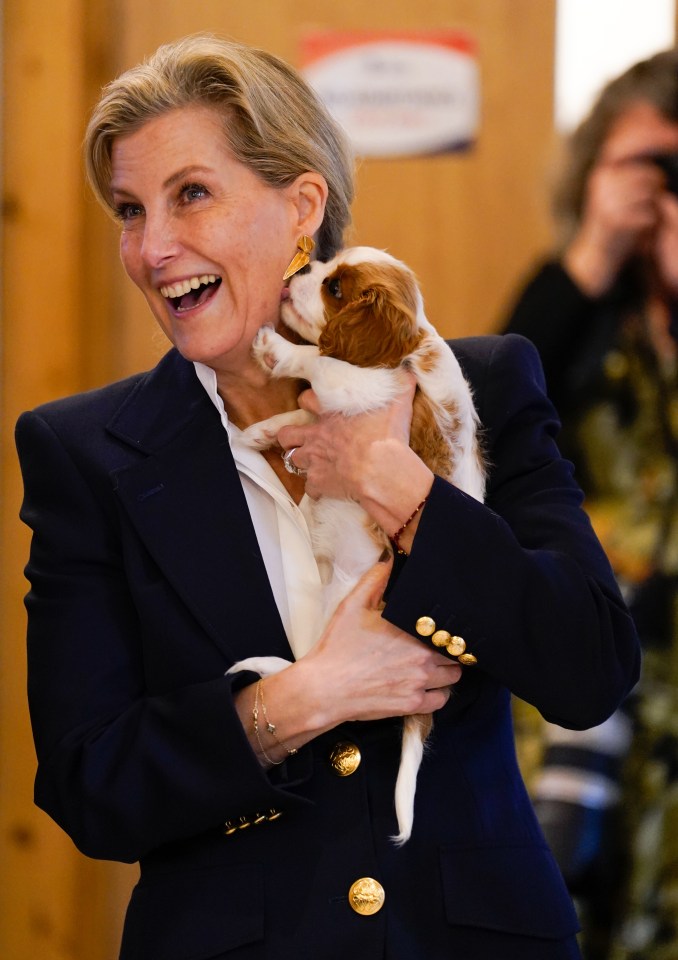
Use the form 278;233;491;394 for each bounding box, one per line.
383;333;641;728
16;410;305;863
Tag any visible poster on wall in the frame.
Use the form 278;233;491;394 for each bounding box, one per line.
300;30;480;158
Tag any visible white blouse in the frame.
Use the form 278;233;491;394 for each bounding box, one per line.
193;362;323;659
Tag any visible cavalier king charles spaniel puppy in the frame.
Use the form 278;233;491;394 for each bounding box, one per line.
231;246;485;844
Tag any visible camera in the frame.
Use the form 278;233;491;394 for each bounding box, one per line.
649;152;678;196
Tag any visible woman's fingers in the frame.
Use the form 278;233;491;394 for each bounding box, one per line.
337;553;393;611
309;554;465;721
296;388;321;415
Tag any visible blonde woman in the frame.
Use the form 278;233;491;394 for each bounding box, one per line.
17;34;639;960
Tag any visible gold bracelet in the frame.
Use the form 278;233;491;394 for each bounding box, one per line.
391;497;428;555
253;679;298;766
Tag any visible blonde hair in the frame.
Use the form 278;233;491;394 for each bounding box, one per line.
554;48;678;244
85;34;355;260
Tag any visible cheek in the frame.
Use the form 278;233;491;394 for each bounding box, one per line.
118;232;167;324
119;233;141;283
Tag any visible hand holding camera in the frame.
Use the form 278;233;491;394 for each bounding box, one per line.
564;151;678;298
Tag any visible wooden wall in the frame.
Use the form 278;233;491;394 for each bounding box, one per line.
1;1;556;956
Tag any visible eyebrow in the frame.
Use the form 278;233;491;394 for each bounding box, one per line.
110;165;214;198
163;165;213;189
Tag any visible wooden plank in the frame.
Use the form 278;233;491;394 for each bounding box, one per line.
2;0;86;955
1;1;138;958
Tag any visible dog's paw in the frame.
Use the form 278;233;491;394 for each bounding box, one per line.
252;325;280;371
241;421;279;449
241;409;311;450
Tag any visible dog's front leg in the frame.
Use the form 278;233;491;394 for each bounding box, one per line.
241;408;314;450
252;326;320;380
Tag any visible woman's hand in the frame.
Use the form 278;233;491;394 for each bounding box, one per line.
564;157;665;297
300;558;461;726
277;378;434;543
235;559;462;764
277;379;414;499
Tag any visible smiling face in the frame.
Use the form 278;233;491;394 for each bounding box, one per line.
111;104;323;376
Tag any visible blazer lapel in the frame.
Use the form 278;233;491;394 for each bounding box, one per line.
106;350;294;665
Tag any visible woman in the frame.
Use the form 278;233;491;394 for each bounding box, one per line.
503;49;678;444
502;50;678;958
16;34;639;960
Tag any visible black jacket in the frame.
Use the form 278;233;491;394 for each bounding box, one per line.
16;334;639;959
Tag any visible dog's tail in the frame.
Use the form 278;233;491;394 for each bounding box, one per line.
392;713;433;846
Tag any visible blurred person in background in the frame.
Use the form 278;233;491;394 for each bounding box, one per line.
502;48;678;960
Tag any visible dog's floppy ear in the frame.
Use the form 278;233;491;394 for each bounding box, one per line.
318;263;424;368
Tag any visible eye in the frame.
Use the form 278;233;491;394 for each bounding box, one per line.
180;182;209;203
114;201;144;222
323;276;343;299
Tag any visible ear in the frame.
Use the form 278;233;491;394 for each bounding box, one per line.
355;288;422;366
287;171;328;239
319;285;422;368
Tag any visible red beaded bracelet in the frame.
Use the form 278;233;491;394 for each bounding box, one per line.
391;497;428;555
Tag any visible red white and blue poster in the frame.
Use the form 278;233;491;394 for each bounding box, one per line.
300;30;480;158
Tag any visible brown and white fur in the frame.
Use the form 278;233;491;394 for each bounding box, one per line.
229;246;485;844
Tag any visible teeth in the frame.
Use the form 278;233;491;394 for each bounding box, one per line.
160;274;217;299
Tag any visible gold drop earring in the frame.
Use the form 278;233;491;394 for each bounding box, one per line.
283;236;315;281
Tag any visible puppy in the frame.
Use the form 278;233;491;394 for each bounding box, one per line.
232;246;485;844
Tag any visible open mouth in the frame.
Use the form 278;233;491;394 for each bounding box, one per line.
160;274;222;313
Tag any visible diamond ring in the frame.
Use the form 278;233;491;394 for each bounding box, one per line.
282;447;305;477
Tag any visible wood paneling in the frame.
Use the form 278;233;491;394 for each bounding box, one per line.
1;2;555;956
2;2;89;956
1;3;139;959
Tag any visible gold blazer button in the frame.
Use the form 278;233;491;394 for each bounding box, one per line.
458;652;478;666
329;741;362;776
415;616;436;636
446;635;466;657
431;629;452;647
348;877;385;915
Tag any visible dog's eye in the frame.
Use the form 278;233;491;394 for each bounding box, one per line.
323;276;343;299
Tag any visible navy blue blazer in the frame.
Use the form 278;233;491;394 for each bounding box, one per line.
16;334;640;960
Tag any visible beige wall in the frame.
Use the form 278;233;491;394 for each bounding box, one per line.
1;2;557;956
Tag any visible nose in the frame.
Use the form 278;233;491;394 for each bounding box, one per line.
139;210;180;269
